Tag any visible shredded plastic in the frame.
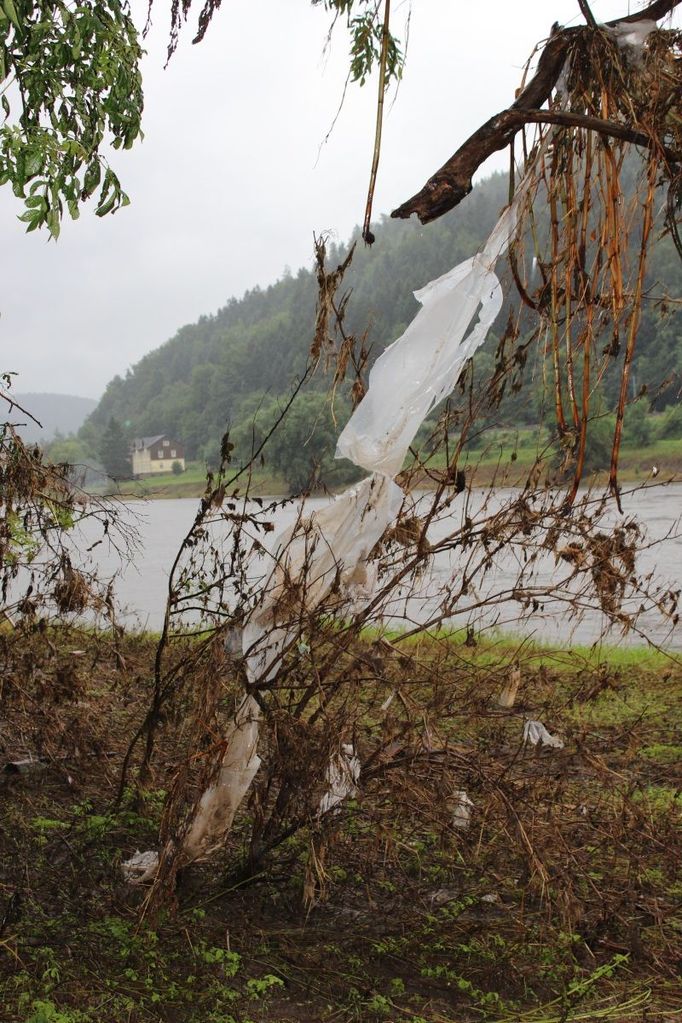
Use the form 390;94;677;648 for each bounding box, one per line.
453;790;474;829
319;743;361;816
121;849;159;884
182;694;262;862
523;719;565;750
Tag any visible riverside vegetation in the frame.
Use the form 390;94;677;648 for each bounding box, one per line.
1;625;681;1023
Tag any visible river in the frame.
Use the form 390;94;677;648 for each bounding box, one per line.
77;483;682;649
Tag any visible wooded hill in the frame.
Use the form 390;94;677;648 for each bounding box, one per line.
81;169;681;471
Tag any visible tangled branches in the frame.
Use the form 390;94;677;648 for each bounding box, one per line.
0;385;135;632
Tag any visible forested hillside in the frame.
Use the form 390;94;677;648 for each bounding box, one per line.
81;168;681;471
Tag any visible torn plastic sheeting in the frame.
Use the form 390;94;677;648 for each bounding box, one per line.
523;719;565;750
319;743;360;816
498;667;521;708
335;169;533;478
165;152;546;874
181;694;261;863
609;19;658;50
242;474;403;685
335;258;503;476
122;849;159;884
452;789;474;829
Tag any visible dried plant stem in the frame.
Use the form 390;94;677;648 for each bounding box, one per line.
362;0;391;245
609;164;657;508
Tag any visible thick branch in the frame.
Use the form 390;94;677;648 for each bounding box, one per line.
524;109;680;159
615;0;680;22
391;0;681;225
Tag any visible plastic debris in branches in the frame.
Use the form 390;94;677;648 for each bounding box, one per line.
182;694;262;863
335;173;534;478
523;719;565;749
241;473;403;685
319;743;361;816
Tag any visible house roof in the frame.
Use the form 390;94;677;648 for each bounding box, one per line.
132;435;166;451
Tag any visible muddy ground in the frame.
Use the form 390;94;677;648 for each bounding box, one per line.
0;627;680;1023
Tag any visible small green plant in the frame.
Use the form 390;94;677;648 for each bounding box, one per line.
24;1001;86;1023
365;992;392;1017
199;945;241;977
245;973;285;999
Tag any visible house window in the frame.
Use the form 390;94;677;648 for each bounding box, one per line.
170;449;177;458
157;449;164;458
163;439;169;447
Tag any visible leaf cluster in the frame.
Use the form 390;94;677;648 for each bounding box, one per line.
0;0;143;237
312;0;404;88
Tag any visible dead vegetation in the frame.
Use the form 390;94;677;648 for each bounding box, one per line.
2;8;682;1022
0;626;681;1022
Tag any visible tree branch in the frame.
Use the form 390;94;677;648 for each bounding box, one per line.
524;109;680;159
577;0;598;29
391;0;682;225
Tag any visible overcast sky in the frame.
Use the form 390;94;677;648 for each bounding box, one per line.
2;0;676;399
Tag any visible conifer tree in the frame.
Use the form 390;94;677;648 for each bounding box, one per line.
99;417;131;480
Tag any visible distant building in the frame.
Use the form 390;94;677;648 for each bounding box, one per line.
131;435;185;476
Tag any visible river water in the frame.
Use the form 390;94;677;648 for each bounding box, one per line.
79;483;682;649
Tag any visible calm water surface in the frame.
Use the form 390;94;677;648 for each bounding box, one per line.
80;484;682;649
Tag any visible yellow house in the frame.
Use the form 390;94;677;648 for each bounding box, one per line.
131;435;185;476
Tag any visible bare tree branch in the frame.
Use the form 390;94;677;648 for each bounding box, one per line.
391;0;682;225
577;0;598;29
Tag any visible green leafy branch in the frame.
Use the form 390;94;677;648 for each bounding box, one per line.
0;0;143;237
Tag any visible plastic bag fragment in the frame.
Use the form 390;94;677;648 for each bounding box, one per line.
319;743;360;816
242;474;403;685
498;666;521;708
335;171;533;477
182;695;262;862
122;849;159;884
523;719;564;749
453;789;474;829
609;19;657;51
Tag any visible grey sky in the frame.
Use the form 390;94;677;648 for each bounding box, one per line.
2;0;673;399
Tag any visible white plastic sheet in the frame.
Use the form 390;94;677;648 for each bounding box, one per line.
523;719;565;750
182;694;262;862
335;178;529;477
242;474;403;684
319;743;361;816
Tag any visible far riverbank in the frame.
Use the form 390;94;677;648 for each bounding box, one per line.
101;438;681;501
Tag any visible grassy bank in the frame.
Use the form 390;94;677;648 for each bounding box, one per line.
97;462;288;500
1;627;680;1022
420;432;682;489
